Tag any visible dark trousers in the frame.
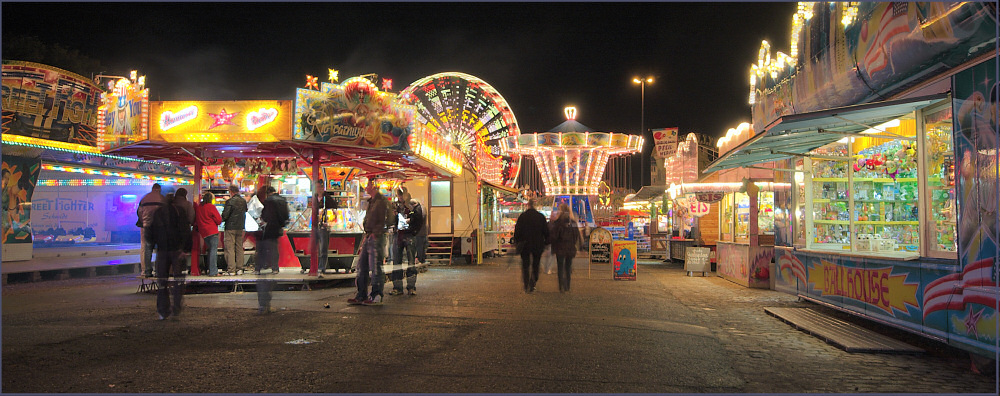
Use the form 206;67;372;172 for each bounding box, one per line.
392;235;417;291
556;255;573;292
155;250;185;318
520;249;542;291
314;227;330;272
355;233;386;300
256;238;279;272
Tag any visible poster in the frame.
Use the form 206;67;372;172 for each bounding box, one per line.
295;77;414;150
2;155;41;244
652;127;678;159
589;227;611;264
612;240;637;281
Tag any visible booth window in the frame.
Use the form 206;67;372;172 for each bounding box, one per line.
809;142;851;250
720;193;734;241
430;180;451;207
734;192;750;242
922;104;957;256
793;158;806;246
758;191;775;235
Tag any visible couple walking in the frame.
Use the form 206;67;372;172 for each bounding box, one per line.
512;200;579;293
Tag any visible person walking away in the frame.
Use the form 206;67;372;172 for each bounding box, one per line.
221;185;248;275
147;192;192;320
549;203;580;292
137;183;164;277
542;210;558;275
312;181;332;277
512;199;549;293
172;188;196;272
411;198;428;268
350;179;389;305
195;192;223;276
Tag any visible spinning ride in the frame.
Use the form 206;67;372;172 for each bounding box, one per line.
401;72;521;188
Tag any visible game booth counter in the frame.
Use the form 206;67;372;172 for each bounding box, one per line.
101;75;463;278
711;2;998;359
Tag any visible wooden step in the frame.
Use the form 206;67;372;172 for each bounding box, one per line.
765;307;924;354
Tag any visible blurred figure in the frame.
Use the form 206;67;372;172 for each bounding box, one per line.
512;199;549;293
313;180;330;278
172;188;195;271
221;184;248;275
541;210;558;275
137;183;164;277
390;193;424;296
411;198;428;267
350;179;389;305
195;192;223;276
549;203;580;292
147;192;192;320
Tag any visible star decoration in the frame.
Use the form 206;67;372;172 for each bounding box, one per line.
964;305;984;339
208;108;239;129
382;78;393;91
305;75;319;90
329;69;339;83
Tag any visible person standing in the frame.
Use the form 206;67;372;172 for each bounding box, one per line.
312;180;330;278
257;186;288;275
137;183;164;277
410;198;428;267
147;192;192;320
549;203;580;292
541;210;558;275
349;179;389;305
390;195;423;296
512;199;549;293
221;185;248;275
195;192;223;276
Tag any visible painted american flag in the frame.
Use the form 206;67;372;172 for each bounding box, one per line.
862;2;911;77
922;257;999;318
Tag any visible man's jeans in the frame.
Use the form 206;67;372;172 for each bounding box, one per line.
140;227;155;276
155;250;185;318
224;229;245;273
204;233;220;275
355;233;386;300
413;235;428;264
314;227;330;273
392;235;417;291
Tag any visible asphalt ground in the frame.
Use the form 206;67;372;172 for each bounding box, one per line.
2;258;997;393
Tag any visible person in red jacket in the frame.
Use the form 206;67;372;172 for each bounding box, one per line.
195;192;223;276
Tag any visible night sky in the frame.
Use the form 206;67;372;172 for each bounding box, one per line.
2;1;797;190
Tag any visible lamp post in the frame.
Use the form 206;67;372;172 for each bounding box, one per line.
633;76;653;189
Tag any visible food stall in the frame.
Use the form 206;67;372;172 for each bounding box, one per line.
663;133;721;263
709;1;997;359
102;73;463;276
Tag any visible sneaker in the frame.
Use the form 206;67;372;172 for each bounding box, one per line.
157;313;167;320
389;289;404;296
252;270;261;275
407;288;416;296
347;298;364;305
363;295;382;305
272;269;280;275
257;305;271;315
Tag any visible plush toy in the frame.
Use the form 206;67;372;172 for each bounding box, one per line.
853;155;866;172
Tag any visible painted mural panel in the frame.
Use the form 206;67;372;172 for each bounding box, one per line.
2;155;41;243
1;61;102;146
751;2;998;132
295;78;414;151
717;243;749;287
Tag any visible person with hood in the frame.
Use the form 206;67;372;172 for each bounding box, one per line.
549;203;580;292
137;183;164;277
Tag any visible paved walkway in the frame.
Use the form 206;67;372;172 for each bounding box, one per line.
2;258;996;393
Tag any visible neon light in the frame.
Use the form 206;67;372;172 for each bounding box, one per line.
564;107;577;120
382;78;392;90
159;105;199;131
41;164;193;184
2;134;100;154
329;68;339;82
305;75;319;90
37;179;158;187
246;107;279;131
207;108;239;129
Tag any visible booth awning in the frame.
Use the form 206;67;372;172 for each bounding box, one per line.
704;93;948;174
625;185;668;202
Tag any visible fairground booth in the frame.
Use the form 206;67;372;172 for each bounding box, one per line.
661;133;721;263
103;73;461;276
706;2;998;358
2;62;194;263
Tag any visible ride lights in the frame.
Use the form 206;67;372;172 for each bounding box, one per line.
502;131;641;196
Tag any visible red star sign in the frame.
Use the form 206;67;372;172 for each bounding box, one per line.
305;75;319;90
208;109;239;129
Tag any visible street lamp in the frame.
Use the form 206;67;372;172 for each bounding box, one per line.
633;76;653;188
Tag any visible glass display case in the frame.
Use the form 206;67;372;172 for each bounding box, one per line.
758;191;775;236
720;193;734;241
793;158;806;246
923;105;957;255
734;192;750;242
809;142;851;251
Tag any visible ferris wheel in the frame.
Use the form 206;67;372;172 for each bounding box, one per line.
401;72;521;188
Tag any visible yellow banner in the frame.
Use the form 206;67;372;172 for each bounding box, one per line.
808;259;920;315
148;100;292;143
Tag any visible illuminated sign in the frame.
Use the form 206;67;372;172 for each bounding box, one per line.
41;163;192;183
294;77;415;150
149;100;292;143
2;61;102;146
159;105;199;131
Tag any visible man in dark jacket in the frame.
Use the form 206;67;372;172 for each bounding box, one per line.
257;186;287;275
512;199;549;293
146;193;192;320
349;179;389;305
221;185;248;275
